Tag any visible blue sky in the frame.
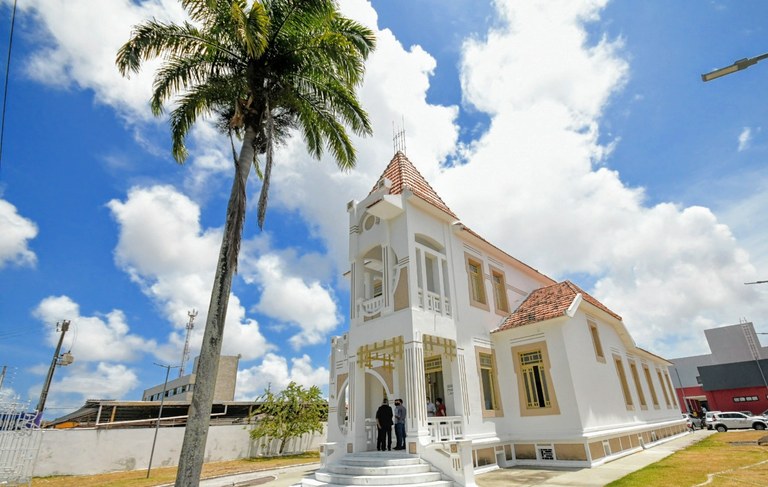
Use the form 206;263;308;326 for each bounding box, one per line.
1;0;768;418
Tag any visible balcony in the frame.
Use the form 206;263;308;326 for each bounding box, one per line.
418;289;451;316
358;295;384;317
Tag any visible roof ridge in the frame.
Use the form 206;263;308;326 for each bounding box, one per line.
493;280;621;333
370;151;458;219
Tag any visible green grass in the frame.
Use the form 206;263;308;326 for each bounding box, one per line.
608;431;768;487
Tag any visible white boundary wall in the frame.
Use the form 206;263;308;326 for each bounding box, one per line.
33;423;326;477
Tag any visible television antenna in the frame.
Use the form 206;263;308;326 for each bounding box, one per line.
179;309;197;378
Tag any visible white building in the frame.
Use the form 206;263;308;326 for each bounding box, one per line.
323;152;686;486
142;355;239;402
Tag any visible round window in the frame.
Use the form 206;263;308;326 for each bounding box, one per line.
363;215;376;231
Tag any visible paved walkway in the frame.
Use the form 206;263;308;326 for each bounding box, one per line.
476;430;715;487
193;430;713;487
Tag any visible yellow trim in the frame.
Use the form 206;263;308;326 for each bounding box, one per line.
512;341;560;417
475;346;503;417
613;354;634;410
464;252;489;311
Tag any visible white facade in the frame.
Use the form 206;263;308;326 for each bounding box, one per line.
325;153;686;485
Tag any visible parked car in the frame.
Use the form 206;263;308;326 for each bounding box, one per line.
704;411;721;430
682;413;694;430
707;412;768;432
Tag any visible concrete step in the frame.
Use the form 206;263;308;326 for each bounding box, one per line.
326;463;432;476
339;453;423;467
314;470;443;485
301;479;453;487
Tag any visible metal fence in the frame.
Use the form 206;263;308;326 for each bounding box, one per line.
0;397;41;486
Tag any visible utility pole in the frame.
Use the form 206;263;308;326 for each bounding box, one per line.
0;365;7;391
36;320;74;421
179;309;197;378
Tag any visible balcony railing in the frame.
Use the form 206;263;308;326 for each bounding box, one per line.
418;289;451;316
358;295;384;317
426;416;463;442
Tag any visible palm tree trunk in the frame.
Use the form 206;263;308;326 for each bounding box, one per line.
175;126;256;487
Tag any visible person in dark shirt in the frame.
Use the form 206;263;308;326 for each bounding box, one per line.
393;398;407;450
375;398;393;451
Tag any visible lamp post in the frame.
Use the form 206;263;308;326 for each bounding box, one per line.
147;362;180;479
702;53;768;82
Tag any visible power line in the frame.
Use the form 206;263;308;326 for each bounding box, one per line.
0;0;18;171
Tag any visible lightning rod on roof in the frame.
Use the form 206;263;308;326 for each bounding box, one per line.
392;117;406;155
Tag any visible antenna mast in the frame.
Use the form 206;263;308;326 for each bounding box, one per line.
179;309;197;378
392;117;406;155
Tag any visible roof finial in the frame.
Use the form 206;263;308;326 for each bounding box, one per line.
392;116;406;155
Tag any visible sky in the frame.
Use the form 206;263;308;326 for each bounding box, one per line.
1;0;768;418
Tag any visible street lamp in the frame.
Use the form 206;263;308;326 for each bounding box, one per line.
702;53;768;82
147;362;180;479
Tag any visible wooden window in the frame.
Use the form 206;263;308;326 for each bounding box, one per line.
466;256;487;307
657;369;671;407
476;349;502;416
664;372;678;407
490;267;509;313
629;361;647;409
513;342;560;416
614;355;633;409
643;364;659;409
588;320;605;362
520;350;552;409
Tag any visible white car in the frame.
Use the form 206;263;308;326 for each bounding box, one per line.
708;411;768;432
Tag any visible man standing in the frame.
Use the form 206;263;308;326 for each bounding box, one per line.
393;398;407;450
375;398;393;451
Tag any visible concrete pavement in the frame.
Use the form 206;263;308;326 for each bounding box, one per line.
476;430;715;486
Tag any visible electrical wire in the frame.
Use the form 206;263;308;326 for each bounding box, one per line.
0;0;18;171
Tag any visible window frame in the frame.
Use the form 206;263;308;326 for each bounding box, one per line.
643;363;660;409
475;346;503;417
512;341;560;417
613;354;634;410
465;253;489;310
587;319;606;363
489;265;510;315
629;360;647;410
657;369;672;408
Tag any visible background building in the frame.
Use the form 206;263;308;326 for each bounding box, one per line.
141;355;240;403
669;322;768;415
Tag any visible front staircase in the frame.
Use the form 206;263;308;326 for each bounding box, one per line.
300;452;453;486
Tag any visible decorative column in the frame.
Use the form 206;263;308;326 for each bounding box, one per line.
404;337;428;444
348;355;367;452
450;348;471;423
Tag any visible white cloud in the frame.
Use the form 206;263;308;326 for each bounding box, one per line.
0;199;38;268
269;0;460;273
15;0;768;365
52;362;139;399
235;353;329;400
738;127;752;152
107;185;272;362
15;0;186;122
33;295;154;362
432;0;767;357
29;362;141;416
248;254;340;349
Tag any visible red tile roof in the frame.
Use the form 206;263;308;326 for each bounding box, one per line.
494;281;622;333
370;151;458;219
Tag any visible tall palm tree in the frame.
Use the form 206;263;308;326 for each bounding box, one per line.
116;1;375;484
